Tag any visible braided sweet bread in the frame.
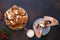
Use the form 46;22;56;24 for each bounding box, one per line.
4;5;28;30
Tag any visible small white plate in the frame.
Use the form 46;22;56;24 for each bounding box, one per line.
27;29;34;38
33;18;51;35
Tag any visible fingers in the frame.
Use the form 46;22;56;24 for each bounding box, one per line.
33;23;44;38
44;16;59;26
33;23;39;30
44;16;53;20
35;27;44;38
37;28;44;38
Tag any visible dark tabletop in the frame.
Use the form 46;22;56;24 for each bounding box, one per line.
0;0;60;40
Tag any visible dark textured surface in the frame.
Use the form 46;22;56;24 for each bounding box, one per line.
0;0;60;40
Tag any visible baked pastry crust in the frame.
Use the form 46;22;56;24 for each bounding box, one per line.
4;5;28;30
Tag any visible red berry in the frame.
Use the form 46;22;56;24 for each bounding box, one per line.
2;32;6;38
1;32;8;40
2;34;6;38
6;37;8;40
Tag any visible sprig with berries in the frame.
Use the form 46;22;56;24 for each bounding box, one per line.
0;28;13;40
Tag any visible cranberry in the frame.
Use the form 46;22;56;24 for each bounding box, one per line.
5;37;8;40
2;32;6;38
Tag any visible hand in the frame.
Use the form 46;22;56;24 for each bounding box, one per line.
33;23;44;38
44;16;59;26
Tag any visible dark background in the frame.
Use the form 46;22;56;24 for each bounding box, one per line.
0;0;60;40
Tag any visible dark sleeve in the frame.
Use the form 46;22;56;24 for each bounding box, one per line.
57;18;60;26
34;37;44;40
